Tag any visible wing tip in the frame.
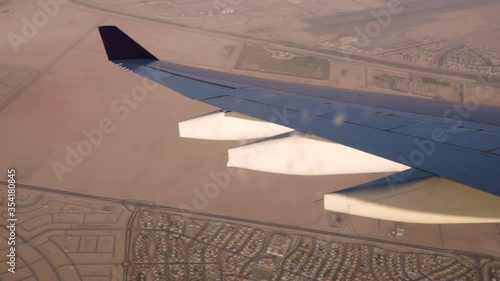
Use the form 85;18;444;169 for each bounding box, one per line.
98;25;158;61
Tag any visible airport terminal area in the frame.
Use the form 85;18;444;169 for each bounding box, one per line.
0;0;499;280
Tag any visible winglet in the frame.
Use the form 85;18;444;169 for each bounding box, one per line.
98;26;158;61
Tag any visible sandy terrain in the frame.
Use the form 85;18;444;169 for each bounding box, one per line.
0;0;499;266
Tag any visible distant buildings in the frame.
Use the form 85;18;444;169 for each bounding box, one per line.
320;38;500;76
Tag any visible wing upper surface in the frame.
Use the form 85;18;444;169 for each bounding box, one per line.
112;59;500;196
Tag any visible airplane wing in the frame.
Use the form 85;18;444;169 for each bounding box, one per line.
98;26;500;224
